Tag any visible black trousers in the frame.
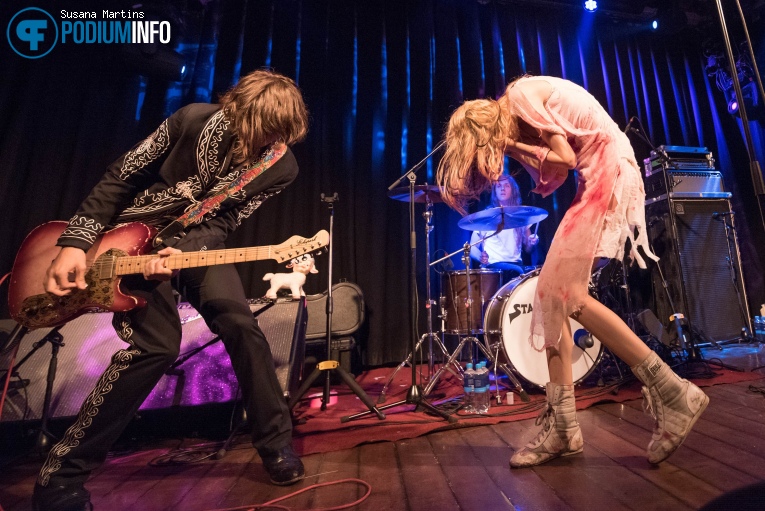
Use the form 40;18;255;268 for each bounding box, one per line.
37;264;292;487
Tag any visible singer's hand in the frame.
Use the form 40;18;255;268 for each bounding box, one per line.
480;251;489;265
527;234;539;247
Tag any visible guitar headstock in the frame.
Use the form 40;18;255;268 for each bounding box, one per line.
273;230;329;263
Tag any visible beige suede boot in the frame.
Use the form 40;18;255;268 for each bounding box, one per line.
509;382;583;468
631;351;709;464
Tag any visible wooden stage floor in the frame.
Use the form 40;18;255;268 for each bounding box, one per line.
2;343;765;511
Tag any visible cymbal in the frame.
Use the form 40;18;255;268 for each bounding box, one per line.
457;206;548;231
388;185;443;203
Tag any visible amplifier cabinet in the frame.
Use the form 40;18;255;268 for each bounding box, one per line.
646;198;751;343
2;299;306;422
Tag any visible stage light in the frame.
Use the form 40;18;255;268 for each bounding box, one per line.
652;20;658;30
728;99;739;114
121;44;188;81
584;1;597;12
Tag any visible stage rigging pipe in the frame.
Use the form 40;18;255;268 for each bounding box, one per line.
715;0;765;232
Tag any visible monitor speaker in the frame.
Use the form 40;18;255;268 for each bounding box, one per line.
645;198;751;343
1;299;306;422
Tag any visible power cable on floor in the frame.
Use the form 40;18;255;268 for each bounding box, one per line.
205;478;372;511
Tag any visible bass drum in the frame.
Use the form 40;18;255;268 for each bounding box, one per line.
484;270;603;388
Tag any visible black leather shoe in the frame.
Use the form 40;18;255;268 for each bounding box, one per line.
33;482;93;511
259;444;305;486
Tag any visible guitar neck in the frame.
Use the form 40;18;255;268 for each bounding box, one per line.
115;246;276;275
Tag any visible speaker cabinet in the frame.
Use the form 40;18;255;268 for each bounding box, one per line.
1;299;306;422
646;198;751;343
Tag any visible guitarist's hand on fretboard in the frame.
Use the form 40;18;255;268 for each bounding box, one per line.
144;247;182;281
45;246;88;297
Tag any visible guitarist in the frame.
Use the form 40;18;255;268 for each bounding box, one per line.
33;69;309;511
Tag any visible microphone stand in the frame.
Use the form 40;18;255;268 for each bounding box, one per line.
343;142;455;423
715;211;753;341
629;122;702;360
290;193;385;421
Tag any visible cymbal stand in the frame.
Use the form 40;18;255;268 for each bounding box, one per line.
344;144;455;423
425;243;530;402
376;197;459;404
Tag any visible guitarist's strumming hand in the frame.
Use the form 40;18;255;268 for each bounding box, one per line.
45;246;88;296
143;247;182;281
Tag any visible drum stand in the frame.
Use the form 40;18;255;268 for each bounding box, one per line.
376;199;460;404
425;243;530;402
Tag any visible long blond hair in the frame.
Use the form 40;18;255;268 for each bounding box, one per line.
436;97;518;214
219;69;309;163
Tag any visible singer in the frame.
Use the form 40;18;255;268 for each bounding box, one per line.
469;173;539;278
437;75;709;468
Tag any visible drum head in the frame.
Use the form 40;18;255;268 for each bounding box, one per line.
496;274;602;388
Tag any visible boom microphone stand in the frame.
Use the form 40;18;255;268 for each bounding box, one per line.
289;193;384;420
343;143;455;423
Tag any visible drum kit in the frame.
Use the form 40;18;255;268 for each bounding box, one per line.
378;184;604;404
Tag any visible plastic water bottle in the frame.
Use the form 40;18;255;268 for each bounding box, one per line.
754;316;765;344
474;361;490;414
463;363;476;413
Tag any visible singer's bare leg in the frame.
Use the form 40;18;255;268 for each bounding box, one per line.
546;319;574;385
574;295;651;366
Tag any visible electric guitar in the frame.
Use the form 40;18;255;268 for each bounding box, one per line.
8;221;329;329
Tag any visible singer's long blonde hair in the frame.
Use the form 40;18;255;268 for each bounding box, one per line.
436;96;519;214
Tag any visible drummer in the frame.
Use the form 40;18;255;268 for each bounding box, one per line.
469;174;539;279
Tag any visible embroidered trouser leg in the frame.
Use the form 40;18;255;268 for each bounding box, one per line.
37;275;183;488
179;264;293;452
38;264;292;487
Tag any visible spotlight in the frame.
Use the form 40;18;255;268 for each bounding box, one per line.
723;81;762;118
584;0;597;12
121;44;188;82
652;20;658;30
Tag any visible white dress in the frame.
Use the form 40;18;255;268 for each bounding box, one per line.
504;76;658;351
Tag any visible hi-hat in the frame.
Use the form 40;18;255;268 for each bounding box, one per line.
457;206;548;231
388;185;443;203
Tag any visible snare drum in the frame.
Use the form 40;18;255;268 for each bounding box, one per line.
484;270;603;388
441;269;501;334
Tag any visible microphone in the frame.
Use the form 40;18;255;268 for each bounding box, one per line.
573;329;595;349
712;211;734;220
623;116;637;134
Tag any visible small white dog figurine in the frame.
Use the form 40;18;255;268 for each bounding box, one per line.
263;254;318;299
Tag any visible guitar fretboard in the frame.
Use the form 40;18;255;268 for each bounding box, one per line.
114;246;277;275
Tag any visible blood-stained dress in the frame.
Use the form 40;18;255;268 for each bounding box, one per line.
503;76;657;351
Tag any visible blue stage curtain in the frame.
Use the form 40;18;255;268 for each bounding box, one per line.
1;0;763;365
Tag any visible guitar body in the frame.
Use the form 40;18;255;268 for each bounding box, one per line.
9;221;157;329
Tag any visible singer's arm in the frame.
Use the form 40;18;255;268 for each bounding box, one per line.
505;135;575;173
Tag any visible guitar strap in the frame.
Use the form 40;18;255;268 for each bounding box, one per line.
153;142;287;248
